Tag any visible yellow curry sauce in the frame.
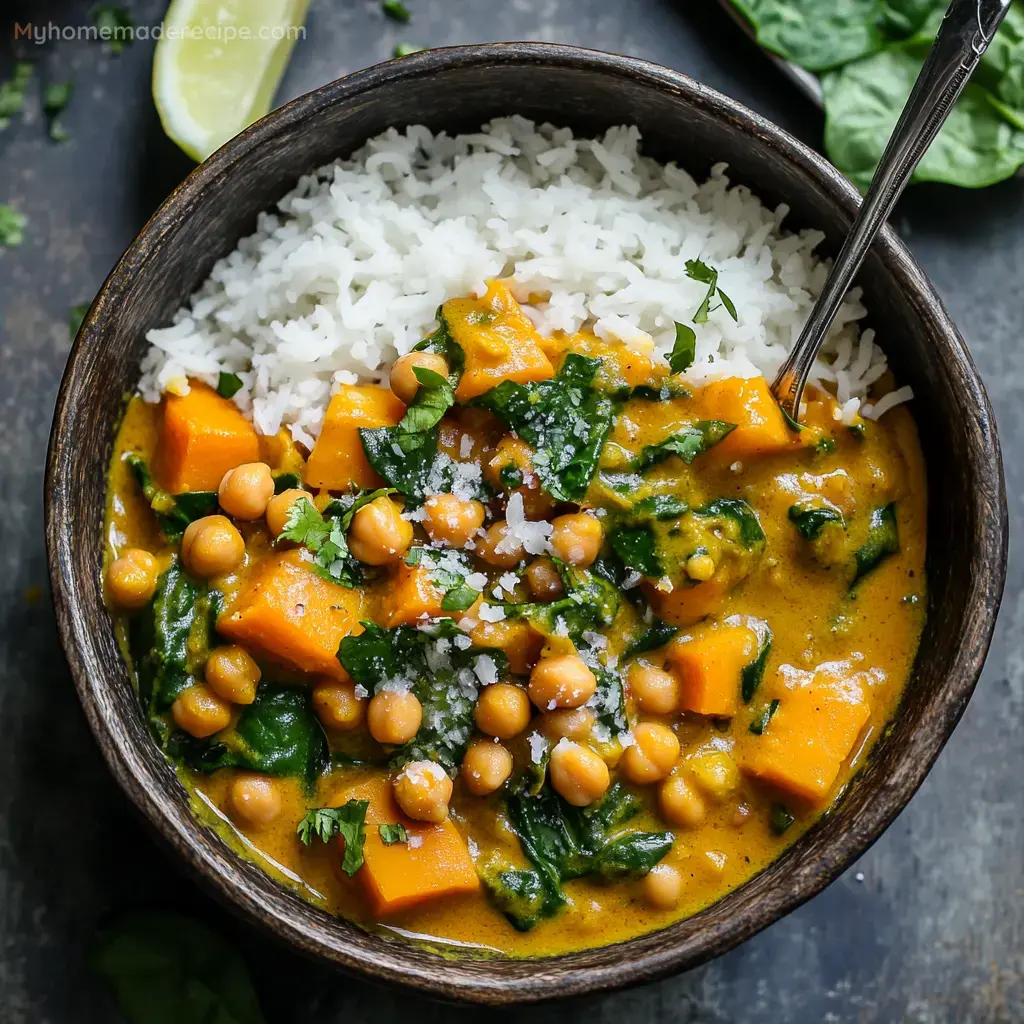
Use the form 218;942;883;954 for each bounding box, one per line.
104;280;926;957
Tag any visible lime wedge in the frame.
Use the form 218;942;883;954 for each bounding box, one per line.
153;0;310;162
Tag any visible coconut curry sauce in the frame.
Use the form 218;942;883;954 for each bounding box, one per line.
104;280;926;956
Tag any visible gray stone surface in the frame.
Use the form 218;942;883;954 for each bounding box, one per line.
0;1;1021;1020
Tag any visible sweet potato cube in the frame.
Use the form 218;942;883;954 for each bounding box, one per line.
305;386;405;491
329;775;478;917
386;563;445;627
696;376;797;461
646;577;729;628
218;550;363;679
445;280;555;401
155;380;260;493
744;666;871;803
666;625;757;717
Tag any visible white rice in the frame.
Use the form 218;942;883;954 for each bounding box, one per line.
139;116;908;446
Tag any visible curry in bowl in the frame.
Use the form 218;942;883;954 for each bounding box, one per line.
102;119;925;957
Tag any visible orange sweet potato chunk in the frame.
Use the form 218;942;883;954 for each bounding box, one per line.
646;577;729;628
385;563;445;627
155;380;260;493
696;376;798;462
666;625;757;717
329;775;478;917
218;550;363;679
445;280;555;402
305;386;406;491
744;666;871;803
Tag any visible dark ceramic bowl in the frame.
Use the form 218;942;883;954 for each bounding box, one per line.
45;42;1007;1004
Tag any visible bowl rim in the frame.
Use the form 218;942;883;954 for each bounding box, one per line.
45;40;1008;1004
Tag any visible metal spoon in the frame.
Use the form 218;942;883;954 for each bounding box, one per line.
771;0;1012;422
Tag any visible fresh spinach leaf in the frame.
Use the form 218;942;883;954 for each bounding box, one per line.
472;354;616;502
635;420;736;470
91;912;266;1024
749;698;780;735
216;371;244;399
609;524;662;578
741;620;773;702
693;498;766;550
0;205;26;247
629;380;692;401
172;685;329;788
788;502;846;540
125;454;218;541
0;62;32;128
378;822;409;845
668;322;697;374
296;799;369;875
852;502;899;586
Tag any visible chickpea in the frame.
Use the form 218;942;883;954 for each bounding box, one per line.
227;773;282;828
367;689;422;745
549;513;603;568
528;654;597;711
313;679;366;731
620;722;680;785
540;706;595;742
643;864;683;910
204;645;261;704
218;462;275;521
686;552;716;582
549;738;610;807
461;738;513;796
475;521;526;568
474;683;531;739
393;760;453;823
390;351;449;405
181;515;245;578
422;493;486;548
659;773;707;829
627;662;679;715
171;684;232;738
526;558;565;602
347;495;413;566
106;548;159;610
265;488;309;538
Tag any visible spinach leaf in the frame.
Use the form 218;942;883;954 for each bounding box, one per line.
472;354;616;502
771;803;796;834
494;782;673;928
609;524;662;578
216;371;244;398
0;205;26;247
91;913;266;1024
504;561;619;644
729;0;884;70
741;620;773;702
789;502;846;540
172;685;329;789
272;472;303;494
479;865;554;931
823;47;1024;191
398;366;455;433
852;502;899;586
406;546;481;612
587;665;628;737
632;494;689;520
379;822;409;845
622;619;679;659
296;800;368;875
668;322;697;374
125;455;218;541
338;620;506;773
635;420;736;470
693;498;766;550
413;307;465;383
629;380;692;402
749;698;780;735
360;424;480;503
129;562;215;733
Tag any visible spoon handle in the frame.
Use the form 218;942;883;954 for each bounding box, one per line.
771;0;1012;420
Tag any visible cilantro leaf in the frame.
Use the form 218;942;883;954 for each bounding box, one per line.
280;496;331;550
668;322;696;374
406;546;482;612
296;800;369;875
216;371;244;399
94;5;135;54
393;43;423;57
472;354;616;501
399;365;454;432
43;81;72;142
685;258;718;323
379;822;409;845
0;62;32;128
635;420;736;470
382;0;412;21
0;205;26;247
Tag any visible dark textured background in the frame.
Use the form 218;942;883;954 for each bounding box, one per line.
1;2;1021;1021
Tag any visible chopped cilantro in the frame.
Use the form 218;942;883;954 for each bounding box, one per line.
399;365;453;432
393;43;423;57
382;0;412;22
406;546;481;612
685;258;737;323
378;823;409;845
668;321;696;374
0;205;26;247
0;62;32;129
216;371;244;399
43;81;72;142
94;5;135;54
296;800;369;875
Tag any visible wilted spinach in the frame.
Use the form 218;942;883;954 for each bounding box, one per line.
852;502;899;586
125;455;218;541
635;420;736;471
788;502;846;540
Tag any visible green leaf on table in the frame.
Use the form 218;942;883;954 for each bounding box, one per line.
91;912;266;1024
635;420;736;470
94;5;135;54
851;502;899;586
472;353;616;502
125;454;218;542
43;80;72;142
0;205;26;247
382;0;411;22
393;43;424;57
668;322;696;374
296;800;369;875
0;62;32;128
